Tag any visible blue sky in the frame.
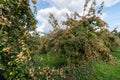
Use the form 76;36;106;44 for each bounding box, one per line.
103;2;120;30
35;0;120;33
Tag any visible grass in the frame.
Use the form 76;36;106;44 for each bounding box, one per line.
33;53;66;67
93;47;120;80
34;47;120;80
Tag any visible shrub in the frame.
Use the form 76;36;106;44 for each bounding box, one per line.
38;1;120;79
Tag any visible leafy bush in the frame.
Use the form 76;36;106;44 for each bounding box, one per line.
0;0;37;79
38;1;120;79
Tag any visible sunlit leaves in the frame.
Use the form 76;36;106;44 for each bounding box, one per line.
0;0;37;79
38;0;120;79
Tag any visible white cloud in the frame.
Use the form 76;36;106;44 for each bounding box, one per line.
108;23;120;31
48;0;86;12
36;7;71;33
97;12;107;20
49;0;120;8
96;0;120;7
36;0;120;33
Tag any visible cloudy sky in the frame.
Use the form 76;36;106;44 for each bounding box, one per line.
35;0;120;33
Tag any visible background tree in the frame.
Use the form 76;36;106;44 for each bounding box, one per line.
38;0;120;79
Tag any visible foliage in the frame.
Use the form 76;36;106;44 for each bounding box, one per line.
28;66;66;80
0;0;37;79
40;1;98;62
0;0;120;80
112;28;120;38
96;29;120;51
38;0;120;79
93;47;120;80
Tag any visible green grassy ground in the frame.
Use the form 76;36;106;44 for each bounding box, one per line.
93;47;120;80
34;47;120;80
33;53;66;67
